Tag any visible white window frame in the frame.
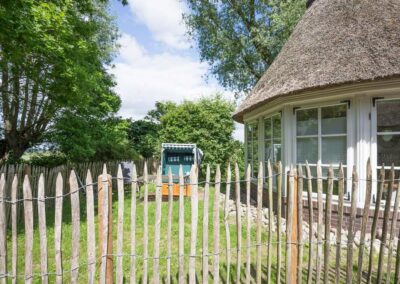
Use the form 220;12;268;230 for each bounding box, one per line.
263;113;282;163
371;97;400;205
263;112;282;191
294;102;352;199
245;121;259;178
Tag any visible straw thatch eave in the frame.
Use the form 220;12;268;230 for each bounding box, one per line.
234;0;400;123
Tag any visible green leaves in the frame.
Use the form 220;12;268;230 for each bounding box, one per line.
159;95;243;175
0;0;128;162
128;96;244;175
184;0;306;95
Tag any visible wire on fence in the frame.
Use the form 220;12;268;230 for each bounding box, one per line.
0;238;371;280
0;170;398;204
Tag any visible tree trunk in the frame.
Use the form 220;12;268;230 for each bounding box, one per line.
0;136;30;164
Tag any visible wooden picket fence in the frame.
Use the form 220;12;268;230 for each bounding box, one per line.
0;160;400;283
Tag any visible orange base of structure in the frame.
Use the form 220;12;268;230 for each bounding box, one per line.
162;183;191;196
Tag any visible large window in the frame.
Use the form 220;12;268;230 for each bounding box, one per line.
264;114;282;165
377;100;400;166
246;123;259;177
296;104;347;193
264;114;282;189
376;99;400;198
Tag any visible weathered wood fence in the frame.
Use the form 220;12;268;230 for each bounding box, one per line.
0;160;399;283
0;160;158;225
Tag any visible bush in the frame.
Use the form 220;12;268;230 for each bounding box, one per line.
21;152;68;167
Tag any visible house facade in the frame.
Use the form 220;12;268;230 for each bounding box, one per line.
234;0;400;207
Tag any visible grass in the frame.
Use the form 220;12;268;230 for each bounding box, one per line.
5;183;397;283
7;184;269;283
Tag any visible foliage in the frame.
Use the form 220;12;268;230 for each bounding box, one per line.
184;0;306;95
128;102;177;159
0;0;128;163
145;101;177;124
128;119;160;159
20;151;68;167
51;115;135;162
159;95;244;175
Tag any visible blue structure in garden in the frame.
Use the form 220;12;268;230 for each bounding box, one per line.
160;143;203;179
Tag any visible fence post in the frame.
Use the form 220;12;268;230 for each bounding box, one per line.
287;167;298;284
98;171;113;284
189;165;199;284
292;169;299;284
0;173;6;284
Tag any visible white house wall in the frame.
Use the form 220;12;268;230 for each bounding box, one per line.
242;79;400;206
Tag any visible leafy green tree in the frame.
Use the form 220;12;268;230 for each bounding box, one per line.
128;102;176;159
145;101;177;124
0;0;127;162
128;119;160;159
52;115;135;162
184;0;306;95
160;95;243;174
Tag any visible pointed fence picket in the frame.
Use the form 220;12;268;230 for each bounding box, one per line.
167;168;173;284
0;174;6;284
1;160;400;283
54;173;63;284
85;170;96;284
224;163;231;284
116;165;124;284
11;175;18;284
202;165;210;284
23;176;33;284
189;165;199;284
213;165;221;284
178;165;185;284
37;174;48;284
130;165;137;284
70;170;80;284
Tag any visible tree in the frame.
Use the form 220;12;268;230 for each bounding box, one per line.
0;0;128;162
128;119;160;159
52;115;135;162
145;101;177;124
128;101;177;159
184;0;306;95
160;95;243;173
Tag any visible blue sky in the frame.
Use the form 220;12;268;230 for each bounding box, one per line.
109;0;244;141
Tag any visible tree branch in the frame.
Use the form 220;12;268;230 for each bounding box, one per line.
228;0;272;65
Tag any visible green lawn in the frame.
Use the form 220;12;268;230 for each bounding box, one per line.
7;185;271;283
5;184;395;283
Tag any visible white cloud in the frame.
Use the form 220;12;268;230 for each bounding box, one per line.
128;0;189;49
113;34;221;119
112;33;244;141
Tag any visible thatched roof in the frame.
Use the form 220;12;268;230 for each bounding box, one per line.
234;0;400;122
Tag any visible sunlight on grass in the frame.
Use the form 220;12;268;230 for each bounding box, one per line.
6;184;392;283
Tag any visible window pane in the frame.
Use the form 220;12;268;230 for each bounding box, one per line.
376;168;399;201
322;136;346;164
253;141;258;158
297;108;318;136
272;115;282;139
378;134;400;166
377;100;400;133
247;123;258;140
264;118;272;140
321;105;347;135
253;156;259;177
297;137;318;164
273;139;282;162
265;140;272;162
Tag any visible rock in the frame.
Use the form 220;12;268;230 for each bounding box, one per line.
376;229;383;240
341;234;348;247
373;239;381;253
354;231;361;246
